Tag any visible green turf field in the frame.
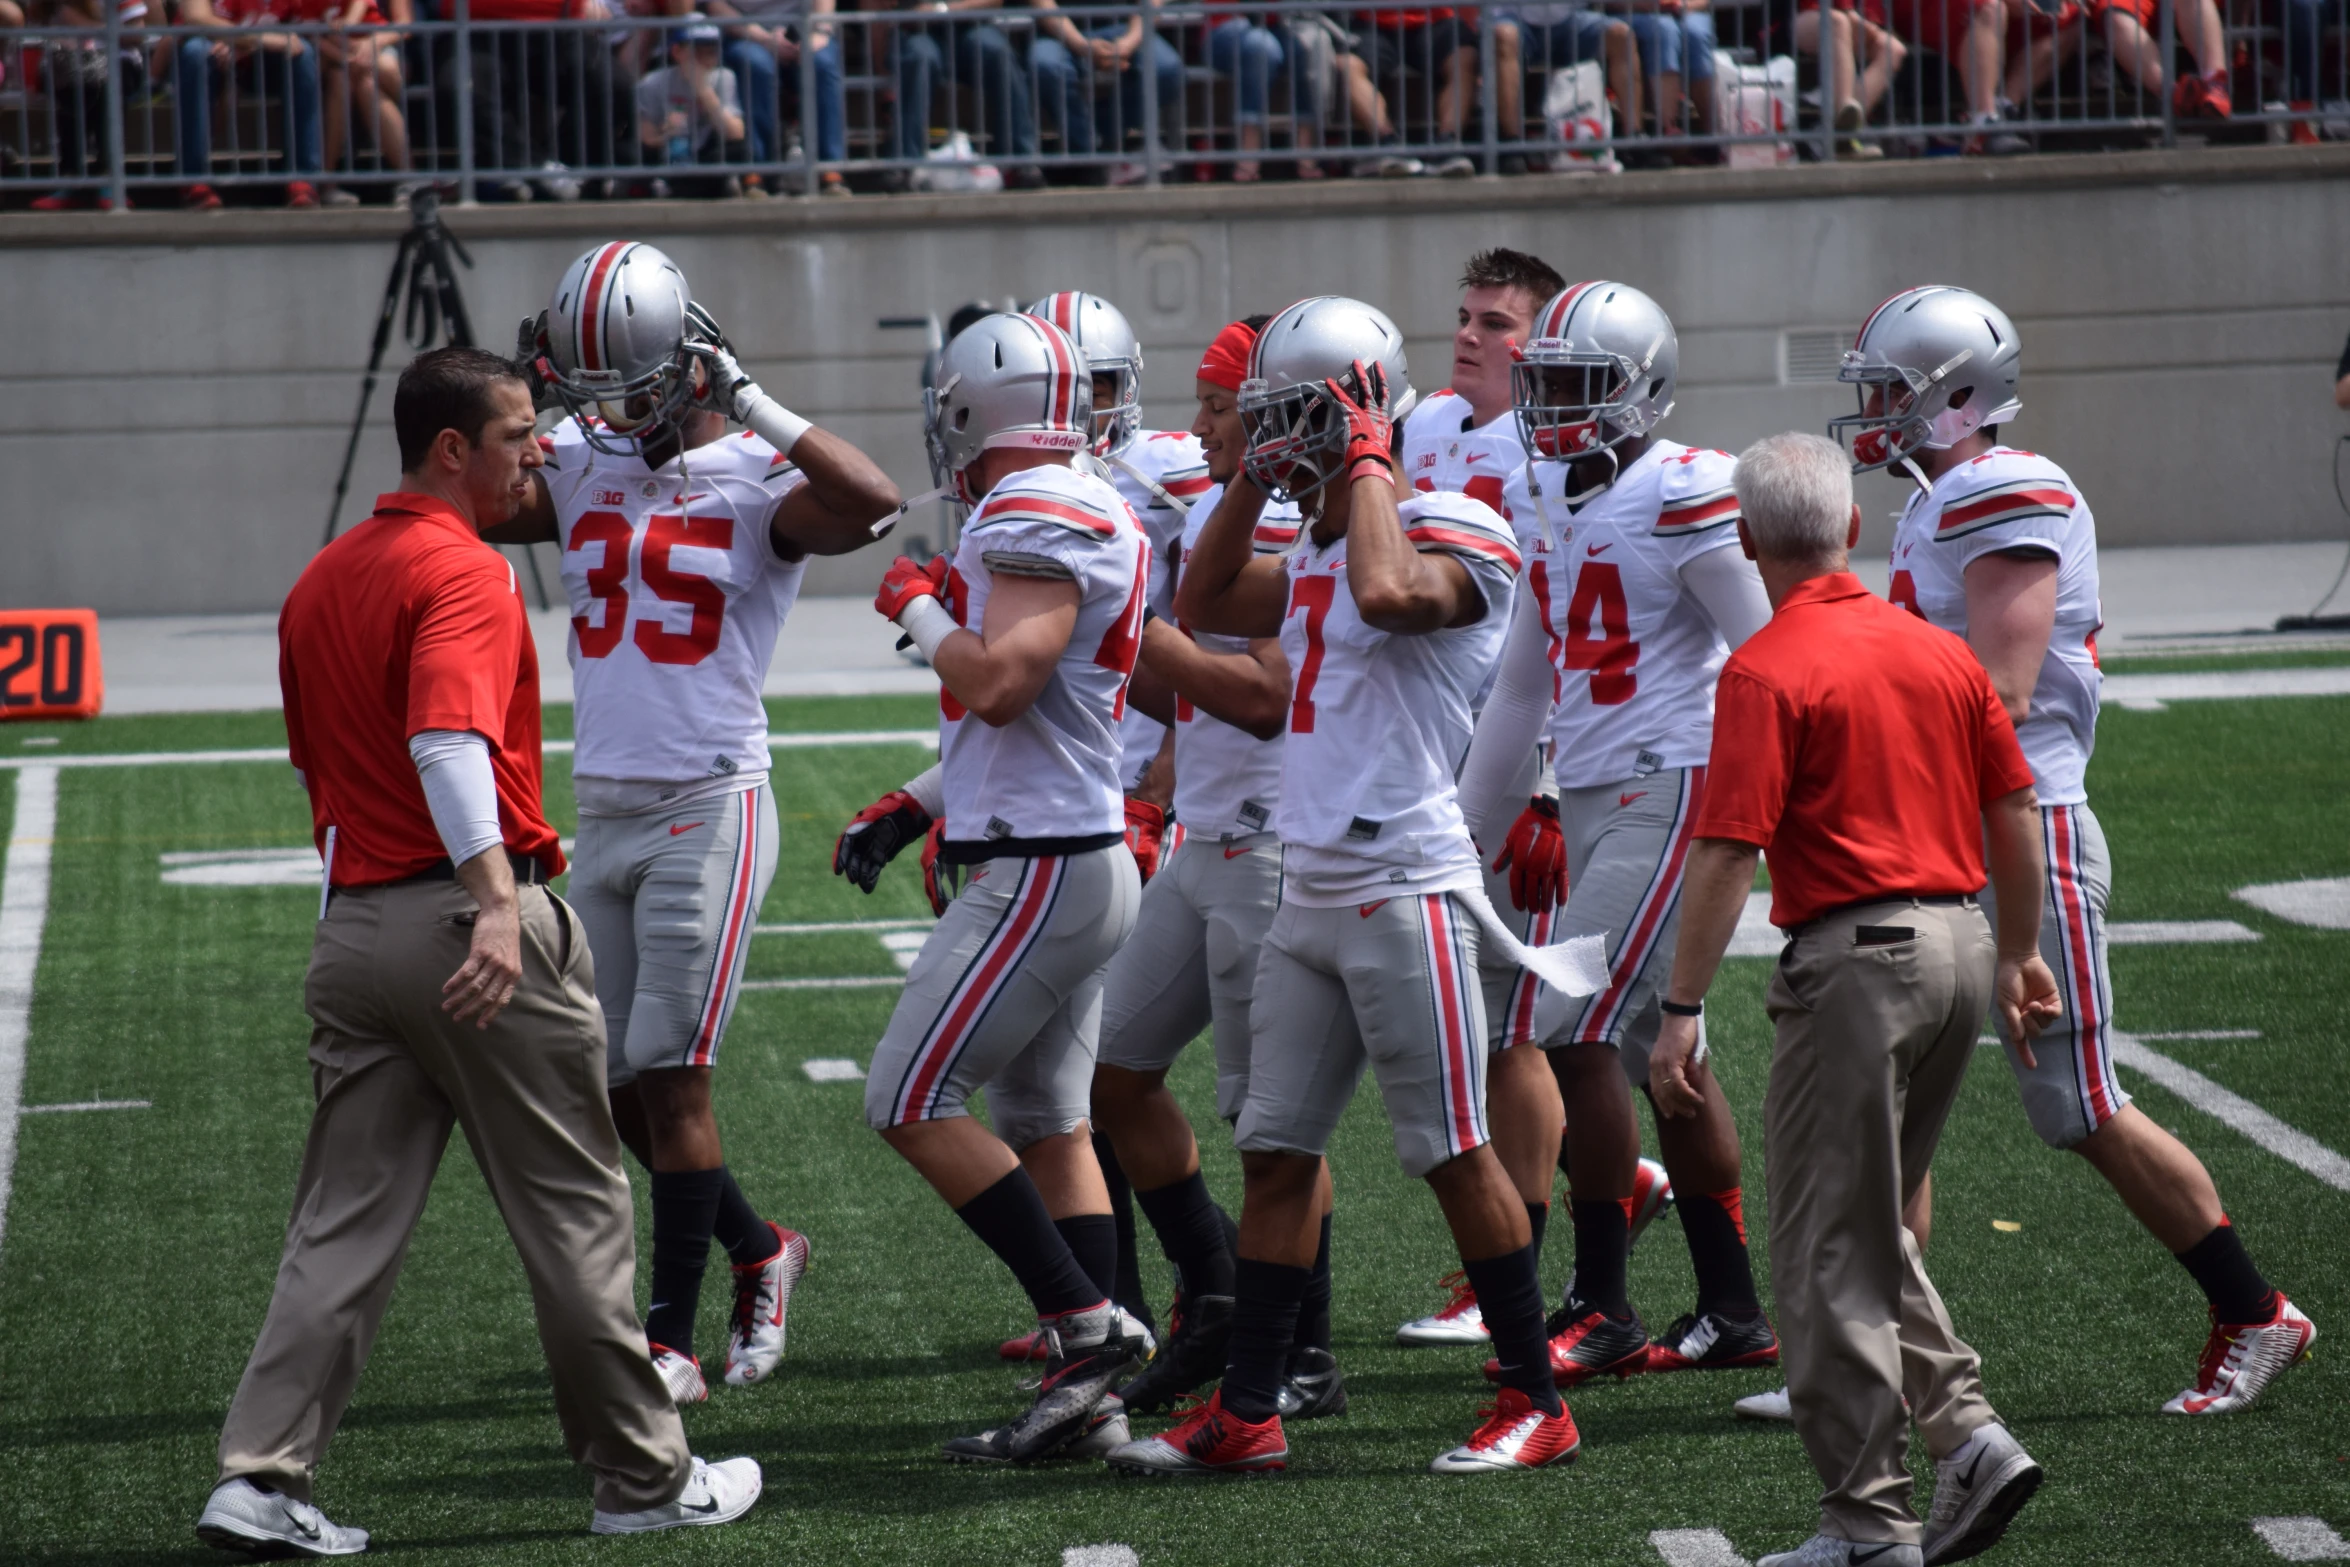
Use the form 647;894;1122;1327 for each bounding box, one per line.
1;690;2344;1567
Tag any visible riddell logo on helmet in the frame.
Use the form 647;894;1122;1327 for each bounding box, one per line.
1029;431;1087;450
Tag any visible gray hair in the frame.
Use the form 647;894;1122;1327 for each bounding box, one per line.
1733;432;1854;562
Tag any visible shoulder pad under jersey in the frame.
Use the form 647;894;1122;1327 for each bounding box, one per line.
1652;446;1742;538
1931;450;2078;543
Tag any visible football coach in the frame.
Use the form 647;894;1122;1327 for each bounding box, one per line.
1644;432;2063;1567
197;347;757;1558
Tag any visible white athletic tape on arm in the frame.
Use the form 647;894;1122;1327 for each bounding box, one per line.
1457;880;1609;997
902;763;946;819
408;729;504;869
895;596;961;663
738;388;814;460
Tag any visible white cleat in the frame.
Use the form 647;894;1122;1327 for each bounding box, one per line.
1758;1534;1922;1567
2161;1296;2315;1415
651;1343;708;1405
724;1223;811;1387
196;1478;369;1558
1734;1385;1793;1422
590;1455;762;1534
1923;1423;2043;1565
1060;1398;1132;1461
1397;1270;1489;1346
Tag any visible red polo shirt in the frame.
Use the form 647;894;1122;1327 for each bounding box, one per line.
280;492;565;888
1696;571;2034;928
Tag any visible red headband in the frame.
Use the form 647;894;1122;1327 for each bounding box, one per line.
1197;319;1258;392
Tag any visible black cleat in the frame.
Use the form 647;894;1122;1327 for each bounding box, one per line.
1643;1309;1781;1373
1116;1293;1233;1415
943;1306;1147;1465
1274;1347;1349;1420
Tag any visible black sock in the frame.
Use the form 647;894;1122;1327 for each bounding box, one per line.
952;1168;1104;1319
1224;1257;1310;1422
1526;1200;1550;1266
1462;1244;1562;1416
710;1167;778;1268
1291;1213;1334;1360
1678;1186;1762;1319
1569;1197;1633;1319
1135;1169;1237;1300
2174;1220;2278;1324
1093;1131;1153;1330
645;1167;724;1357
1056;1213;1121;1306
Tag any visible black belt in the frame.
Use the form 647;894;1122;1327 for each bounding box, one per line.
937;830;1123;866
1787;892;1972;938
384;849;551;888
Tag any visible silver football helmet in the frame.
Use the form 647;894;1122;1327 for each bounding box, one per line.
1024;291;1144;457
1238;296;1416;511
543;241;700;456
1831;285;2022;473
1511;280;1677;498
924;312;1095;503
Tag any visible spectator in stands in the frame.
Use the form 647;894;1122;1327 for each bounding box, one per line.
1201;3;1344;179
1345;3;1479;175
1999;0;2229;132
706;0;845;194
28;0;151;210
1887;0;2015;152
1621;0;1717;142
1489;0;1641;173
1795;0;1903;156
156;0;328;210
313;0;411;201
636;15;750;193
867;0;1042;189
447;0;639;201
1029;0;1182;182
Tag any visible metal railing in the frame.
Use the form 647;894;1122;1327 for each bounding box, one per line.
3;0;2341;207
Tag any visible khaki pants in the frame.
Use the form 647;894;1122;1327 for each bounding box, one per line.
1763;898;2000;1546
216;878;691;1516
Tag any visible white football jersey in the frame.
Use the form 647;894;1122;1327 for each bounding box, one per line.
1276;491;1521;907
937;462;1151;848
1104;432;1211;784
1402;388;1523;528
544;419;809;788
1888;446;2103;806
1168;482;1302;837
1504;441;1744;789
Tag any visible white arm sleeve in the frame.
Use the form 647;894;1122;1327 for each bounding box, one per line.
1455;586;1558;846
408;729;504;868
1679;545;1774;651
901;762;946;819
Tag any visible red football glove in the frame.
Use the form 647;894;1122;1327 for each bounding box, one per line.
1489;796;1568;914
834;787;933;894
1123;797;1167;883
875;554;949;622
1323;358;1394;484
920;819;950;916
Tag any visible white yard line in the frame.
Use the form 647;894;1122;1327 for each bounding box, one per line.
2107;920;2260;944
0;765;59;1251
2103;668;2350;706
1650;1529;1752;1567
755;918;935;935
2252;1517;2350;1561
739;975;906;992
0;730;936;773
799;1059;866;1083
21;1099;150;1114
1062;1549;1141;1567
2136;1029;2261;1041
2112;1033;2350;1193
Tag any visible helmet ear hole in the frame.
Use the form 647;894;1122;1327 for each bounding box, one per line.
994;342;1004;369
1949;386;1974;409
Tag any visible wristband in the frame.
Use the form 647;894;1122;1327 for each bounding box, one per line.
738;388;814;459
1659;998;1703;1018
895;594;960;662
1347;455;1393;487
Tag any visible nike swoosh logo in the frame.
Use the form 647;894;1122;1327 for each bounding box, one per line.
1224;845;1252;859
1466;452;1489;463
1586;542;1613;556
1957;1449;1987;1487
677;1496;721;1516
1851;1548;1901;1563
1618;792;1646;807
1359;900;1389;918
669;821;706;836
282;1508;321;1540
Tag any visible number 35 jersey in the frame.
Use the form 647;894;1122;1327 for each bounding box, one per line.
938;462;1149;850
545;419;810;787
1888;446;2102;807
1276;490;1521;907
1506;441;1743;790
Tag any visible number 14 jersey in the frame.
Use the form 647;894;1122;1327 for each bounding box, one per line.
545;418;810;787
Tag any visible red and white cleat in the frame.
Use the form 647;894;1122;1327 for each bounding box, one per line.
1000;1328;1052;1362
1397;1270;1489;1346
724;1222;810;1387
650;1343;708;1405
1429;1387;1582;1473
1106;1391;1288;1476
1627;1157;1674;1247
1485;1303;1648;1386
2162;1296;2315;1415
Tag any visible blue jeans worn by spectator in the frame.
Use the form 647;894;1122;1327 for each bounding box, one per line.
726;31;844;165
1626;8;1716;87
1512;9;1615;72
892;22;1036;161
2281;0;2320;101
175;36;323;178
1030;23;1181;156
1207;16;1325;126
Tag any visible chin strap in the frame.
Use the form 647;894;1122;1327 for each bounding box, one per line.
1896;453;1933;493
1559;444;1621;507
1102;451;1194;519
871;481;956;540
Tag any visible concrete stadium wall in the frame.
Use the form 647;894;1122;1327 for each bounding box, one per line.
4;145;2347;615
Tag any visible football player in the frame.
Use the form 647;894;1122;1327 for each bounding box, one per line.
1836;285;2314;1416
1092;315;1343;1420
496;241;901;1403
1445;281;1783;1390
845;312;1154;1465
1109;296;1603;1477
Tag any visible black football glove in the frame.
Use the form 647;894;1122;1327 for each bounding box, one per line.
833;788;934;895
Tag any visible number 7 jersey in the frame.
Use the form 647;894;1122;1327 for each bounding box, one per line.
544;418;810;785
